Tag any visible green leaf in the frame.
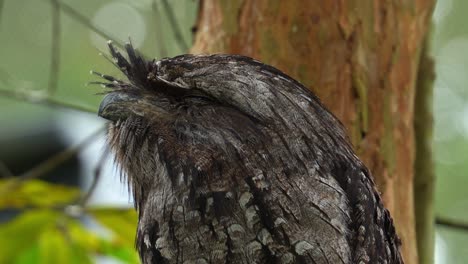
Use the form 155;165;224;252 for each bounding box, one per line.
88;207;140;263
68;243;94;264
0;200;139;263
88;207;138;247
67;220;102;253
0;179;80;209
0;210;94;264
38;226;71;264
38;224;93;264
99;239;140;264
68;218;139;263
0;210;59;263
14;244;39;264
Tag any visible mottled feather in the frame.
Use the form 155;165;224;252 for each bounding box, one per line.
96;42;403;264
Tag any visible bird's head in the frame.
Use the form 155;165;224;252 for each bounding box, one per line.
94;41;354;205
96;41;347;134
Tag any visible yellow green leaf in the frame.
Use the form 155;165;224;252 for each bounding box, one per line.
71;210;139;263
0;211;95;264
105;244;140;264
0;179;80;209
14;244;39;264
37;222;93;264
38;226;71;264
88;207;138;247
0;210;59;263
67;219;102;253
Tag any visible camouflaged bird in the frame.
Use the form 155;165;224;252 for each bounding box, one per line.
94;41;403;264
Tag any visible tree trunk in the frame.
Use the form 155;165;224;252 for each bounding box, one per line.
191;1;435;263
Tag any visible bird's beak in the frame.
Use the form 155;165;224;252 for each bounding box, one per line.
98;92;140;122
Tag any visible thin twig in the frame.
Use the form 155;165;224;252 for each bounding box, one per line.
18;126;106;182
0;88;96;113
77;148;109;206
56;1;125;50
152;0;168;58
0;0;5;24
0;126;106;197
161;0;189;52
436;216;468;232
0;160;13;178
48;0;61;95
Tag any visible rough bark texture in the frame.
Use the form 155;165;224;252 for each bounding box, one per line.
191;1;435;264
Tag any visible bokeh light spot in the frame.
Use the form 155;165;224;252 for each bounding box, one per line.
90;2;147;51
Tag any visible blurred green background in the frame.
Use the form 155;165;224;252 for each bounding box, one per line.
0;1;197;263
432;0;468;262
0;0;466;263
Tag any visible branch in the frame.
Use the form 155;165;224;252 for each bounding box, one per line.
48;0;61;95
0;130;104;211
0;160;13;178
0;88;96;113
77;148;109;206
161;0;189;52
0;126;105;196
152;0;168;58
18;126;105;182
0;0;4;24
436;216;468;232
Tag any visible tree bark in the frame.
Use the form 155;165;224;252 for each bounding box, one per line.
191;1;435;263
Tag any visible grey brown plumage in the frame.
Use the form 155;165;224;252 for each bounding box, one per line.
96;41;403;264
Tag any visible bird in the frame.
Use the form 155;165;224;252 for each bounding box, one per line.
94;41;404;264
